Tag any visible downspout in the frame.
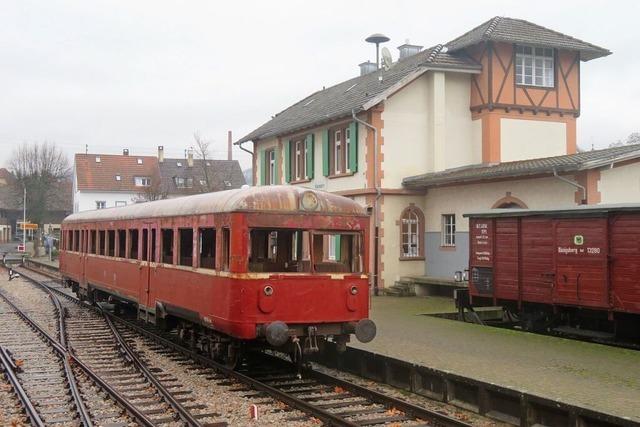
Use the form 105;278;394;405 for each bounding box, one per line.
352;109;382;296
553;169;586;204
237;140;253;156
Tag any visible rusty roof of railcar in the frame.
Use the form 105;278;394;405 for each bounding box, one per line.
464;203;640;218
63;186;367;223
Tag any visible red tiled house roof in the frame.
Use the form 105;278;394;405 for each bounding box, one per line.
74;154;159;192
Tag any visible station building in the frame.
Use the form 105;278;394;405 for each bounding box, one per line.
237;17;639;293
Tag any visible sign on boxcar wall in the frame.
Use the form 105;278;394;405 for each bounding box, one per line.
471;219;493;266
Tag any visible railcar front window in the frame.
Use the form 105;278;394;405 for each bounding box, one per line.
249;228;311;273
313;232;362;273
178;228;193;266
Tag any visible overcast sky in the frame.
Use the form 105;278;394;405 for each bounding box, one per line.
1;1;638;172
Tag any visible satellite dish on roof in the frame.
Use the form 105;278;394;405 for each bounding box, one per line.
381;47;393;70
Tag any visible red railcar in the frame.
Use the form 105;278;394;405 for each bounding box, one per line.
60;186;375;365
466;205;640;336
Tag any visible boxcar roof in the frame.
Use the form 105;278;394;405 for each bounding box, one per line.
63;186;367;224
464;203;640;218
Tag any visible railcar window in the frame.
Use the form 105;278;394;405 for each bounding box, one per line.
141;229;148;261
221;228;230;271
73;230;80;252
249;229;311;273
90;230;96;254
151;229;157;262
312;232;362;273
199;228;216;269
107;230;115;257
117;230;126;258
161;228;174;264
98;230;106;255
178;228;193;267
129;229;139;259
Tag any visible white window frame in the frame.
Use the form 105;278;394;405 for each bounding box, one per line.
401;211;419;257
115;201;127;207
515;45;554;88
134;176;151;187
441;214;456;247
268;150;276;185
345;128;351;173
334;130;342;174
96;201;106;209
175;177;185;188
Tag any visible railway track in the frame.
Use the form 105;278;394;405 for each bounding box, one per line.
0;264;226;427
15;261;476;427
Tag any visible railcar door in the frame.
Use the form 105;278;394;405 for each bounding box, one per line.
138;224;153;312
553;217;609;308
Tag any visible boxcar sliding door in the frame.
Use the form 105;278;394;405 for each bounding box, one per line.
553;217;609;308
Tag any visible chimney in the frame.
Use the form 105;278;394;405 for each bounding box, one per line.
158;146;164;163
227;131;233;161
187;148;194;167
123;148;129;156
398;40;423;59
359;61;377;76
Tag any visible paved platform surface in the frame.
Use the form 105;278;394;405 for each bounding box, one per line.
351;296;640;421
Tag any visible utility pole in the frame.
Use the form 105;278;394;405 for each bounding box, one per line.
23;185;26;252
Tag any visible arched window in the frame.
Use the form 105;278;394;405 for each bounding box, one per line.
399;205;425;259
491;194;528;209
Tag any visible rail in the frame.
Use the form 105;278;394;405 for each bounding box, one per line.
22;261;638;426
0;345;45;427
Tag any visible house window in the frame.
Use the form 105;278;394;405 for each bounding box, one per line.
334;130;342;174
186;178;193;188
223;180;231;187
115;175;121;181
177;161;183;167
400;206;424;259
330;126;352;175
95;156;101;163
442;214;456;247
96;201;106;209
137;158;143;164
174;177;185;188
515;45;554;87
199;179;207;186
265;149;276;185
292;139;306;181
115;201;127;207
135;176;151;187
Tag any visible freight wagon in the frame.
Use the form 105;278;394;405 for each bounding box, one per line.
465;204;640;338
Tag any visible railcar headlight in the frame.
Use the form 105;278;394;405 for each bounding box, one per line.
263;285;274;296
300;190;319;211
350;285;358;295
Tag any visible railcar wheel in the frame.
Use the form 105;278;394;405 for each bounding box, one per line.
224;343;242;369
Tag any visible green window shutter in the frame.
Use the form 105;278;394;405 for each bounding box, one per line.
305;134;314;179
349;121;358;173
284;140;291;183
259;150;266;185
334;235;341;262
274;146;280;184
322;129;330;177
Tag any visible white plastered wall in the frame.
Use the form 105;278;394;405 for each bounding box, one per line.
424;176;578;232
445;73;482;168
599;162;640;203
75;191;139;212
500;118;567;162
380;194;426;287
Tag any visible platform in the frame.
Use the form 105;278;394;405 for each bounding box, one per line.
351;296;640;422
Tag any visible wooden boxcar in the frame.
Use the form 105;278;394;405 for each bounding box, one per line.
466;204;640;336
60;186;375;364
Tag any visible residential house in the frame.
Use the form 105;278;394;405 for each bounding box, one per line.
73;147;246;212
237;17;629;293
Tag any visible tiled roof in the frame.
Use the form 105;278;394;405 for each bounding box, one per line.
159;158;246;195
74;153;159;192
403;145;640;189
446;16;610;61
237;45;480;143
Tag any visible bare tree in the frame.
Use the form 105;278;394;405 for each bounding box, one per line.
193;132;213;192
609;131;640;147
133;167;168;202
9;142;70;226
